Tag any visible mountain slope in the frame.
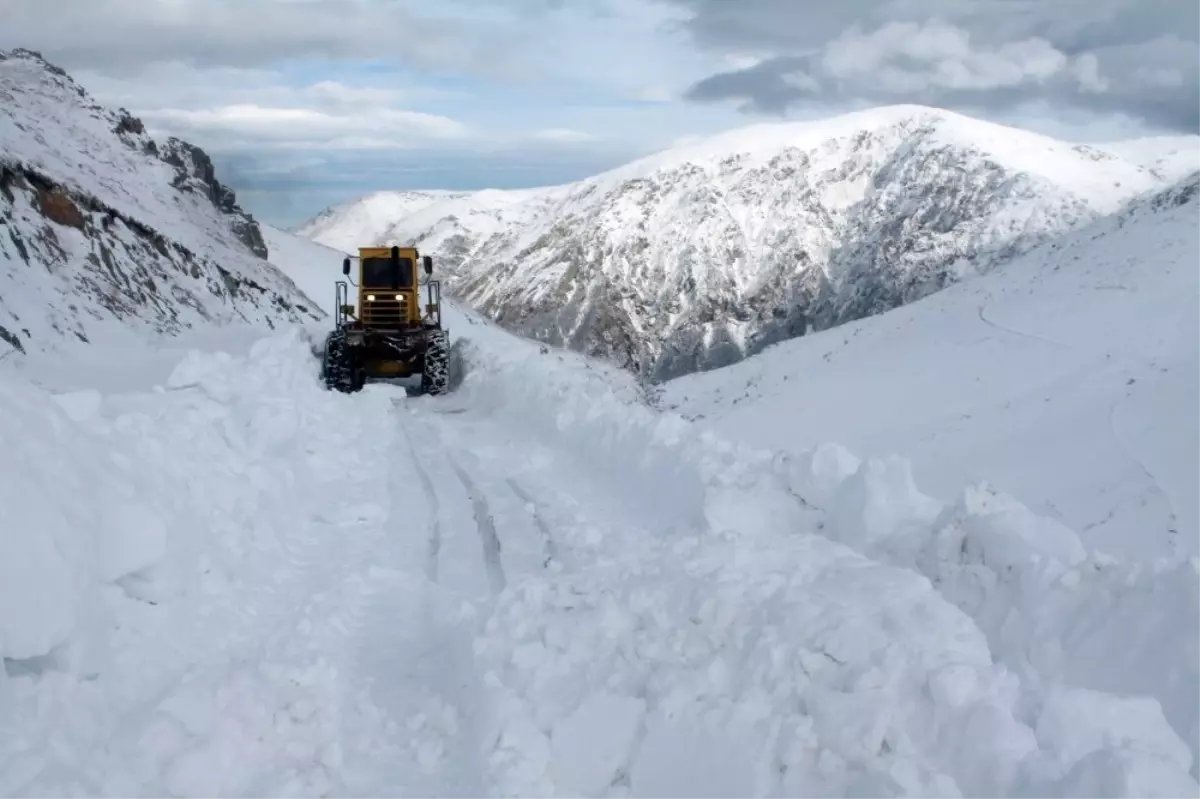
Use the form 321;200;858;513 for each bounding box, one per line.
298;105;1189;381
662;171;1200;563
0;49;321;358
292;190;471;254
260;222;350;313
1098;135;1200;183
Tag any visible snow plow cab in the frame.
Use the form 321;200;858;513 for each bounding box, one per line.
320;245;449;394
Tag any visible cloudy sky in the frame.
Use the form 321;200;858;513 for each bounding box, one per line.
3;0;1196;227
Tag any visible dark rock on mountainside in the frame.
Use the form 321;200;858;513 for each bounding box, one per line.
159;138;269;259
0;48;320;356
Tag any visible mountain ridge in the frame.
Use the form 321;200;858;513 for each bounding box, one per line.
298;105;1197;381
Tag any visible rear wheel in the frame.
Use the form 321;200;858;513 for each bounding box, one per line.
421;329;449;395
322;329;361;393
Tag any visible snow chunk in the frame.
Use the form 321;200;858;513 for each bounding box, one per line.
631;709;766;797
829;456;942;552
783;442;862;507
928;482;1087;576
1048;747;1200;798
1036;688;1193;775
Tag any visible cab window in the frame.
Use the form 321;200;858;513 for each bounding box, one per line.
361;256;413;288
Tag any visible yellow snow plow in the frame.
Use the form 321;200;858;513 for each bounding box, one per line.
320;245;449;394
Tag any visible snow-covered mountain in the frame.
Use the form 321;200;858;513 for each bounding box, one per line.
664;168;1200;558
299;106;1195;380
0;49;322;359
292;189;471;254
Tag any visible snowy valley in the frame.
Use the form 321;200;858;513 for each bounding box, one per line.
0;49;1198;798
297;107;1198;381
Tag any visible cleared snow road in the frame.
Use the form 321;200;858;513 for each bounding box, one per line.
1;307;1197;797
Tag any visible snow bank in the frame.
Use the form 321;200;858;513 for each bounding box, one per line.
0;376;152;669
446;305;1199;795
0;328;411;793
446;305;803;539
781;447;1200;782
0;328;376;670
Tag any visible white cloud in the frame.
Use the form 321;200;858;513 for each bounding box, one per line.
305;81;411;109
143;104;470;147
677;0;1198;132
0;0;767;223
721;53;767;71
636;86;676;103
821;21;1073;93
532;128;601;142
7;0;743;162
0;0;464;72
1072;54;1109;94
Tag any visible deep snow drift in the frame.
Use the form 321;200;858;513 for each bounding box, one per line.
663;172;1200;567
1;281;1195;795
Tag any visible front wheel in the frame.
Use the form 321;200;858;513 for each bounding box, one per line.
322;330;361;393
421;329;449;395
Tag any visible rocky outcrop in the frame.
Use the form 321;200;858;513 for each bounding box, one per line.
159;138;268;259
0;48;320;357
0;163;315;353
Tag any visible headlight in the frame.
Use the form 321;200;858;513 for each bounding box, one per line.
366;294;376;302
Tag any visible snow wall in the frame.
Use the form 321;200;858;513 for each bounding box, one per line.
448;303;1199;795
0;305;1196;797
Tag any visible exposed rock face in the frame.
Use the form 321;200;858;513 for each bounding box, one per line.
159;137;269;259
0;48;320;357
299;107;1190;382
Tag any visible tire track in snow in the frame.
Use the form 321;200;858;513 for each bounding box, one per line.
350;569;489;796
329;397;495;794
449;457;507;596
396;415;443;584
397;400;498;598
505;477;559;568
